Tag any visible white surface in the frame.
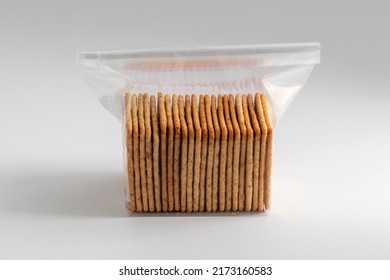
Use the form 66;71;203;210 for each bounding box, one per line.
1;0;390;259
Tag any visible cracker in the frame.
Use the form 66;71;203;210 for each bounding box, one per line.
172;94;181;211
192;95;202;212
229;94;241;211
185;95;194;212
144;93;155;212
178;96;188;212
151;95;162;212
131;94;143;212
223;95;234;211
125;93;136;212
235;94;247;211
158;93;168;211
261;94;273;210
165;94;174;211
218;95;228;212
138;94;149;212
247;94;261;211
255;93;267;212
199;95;208;212
242;95;254;212
204;95;214;212
211;95;220;212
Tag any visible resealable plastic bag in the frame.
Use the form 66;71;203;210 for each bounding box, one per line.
77;43;320;214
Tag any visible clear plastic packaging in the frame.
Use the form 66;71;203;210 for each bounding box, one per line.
77;43;320;213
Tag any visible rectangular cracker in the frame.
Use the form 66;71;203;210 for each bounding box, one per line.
178;96;188;212
125;93;136;212
235;94;247;211
229;94;241;211
223;95;234;211
165;94;174;211
144;93;155;212
192;94;202;212
205;95;214;212
185;95;194;212
211;96;220;212
172;94;181;211
255;93;267;212
199;95;208;212
242;95;254;211
261;94;273;210
131;94;143;212
138;94;149;212
150;95;162;212
158;93;168;212
247;94;261;211
218;95;228;212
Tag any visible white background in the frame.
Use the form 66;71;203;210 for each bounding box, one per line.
0;0;389;259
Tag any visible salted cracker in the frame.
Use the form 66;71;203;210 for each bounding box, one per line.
131;94;143;212
172;94;181;211
199;95;208;212
138;94;149;211
211;96;220;212
165;95;175;211
235;94;247;211
218;95;228;212
178;96;188;212
247;94;261;211
255;93;267;211
242;95;254;212
192;95;202;212
150;95;162;212
185;95;195;212
223;95;234;211
204;95;214;212
125;93;136;212
261;94;273;210
144;93;155;212
158;93;168;211
229;94;241;211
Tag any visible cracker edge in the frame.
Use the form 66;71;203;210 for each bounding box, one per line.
229;94;241;211
144;93;155;212
158;93;168;212
125;93;136;212
236;94;247;211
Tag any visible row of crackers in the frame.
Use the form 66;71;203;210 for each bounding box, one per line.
125;92;273;213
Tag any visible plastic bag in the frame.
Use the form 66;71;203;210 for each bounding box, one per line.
77;43;320;214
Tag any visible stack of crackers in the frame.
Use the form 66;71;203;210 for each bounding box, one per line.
125;93;273;213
